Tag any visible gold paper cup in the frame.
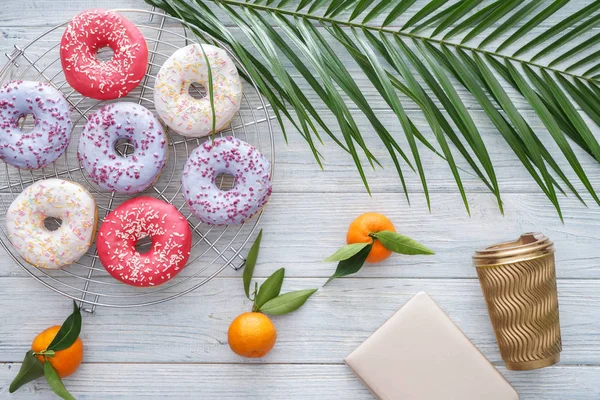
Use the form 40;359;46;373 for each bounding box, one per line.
473;233;562;371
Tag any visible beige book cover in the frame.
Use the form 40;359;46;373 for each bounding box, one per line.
345;292;519;400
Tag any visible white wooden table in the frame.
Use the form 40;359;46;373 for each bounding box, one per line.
1;1;599;398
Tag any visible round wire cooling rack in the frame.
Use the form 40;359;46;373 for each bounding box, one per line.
0;9;275;312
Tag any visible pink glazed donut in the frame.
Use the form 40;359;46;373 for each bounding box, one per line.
60;9;148;100
181;137;272;225
97;196;192;287
0;81;72;169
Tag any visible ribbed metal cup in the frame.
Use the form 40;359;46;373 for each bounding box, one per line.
473;233;562;371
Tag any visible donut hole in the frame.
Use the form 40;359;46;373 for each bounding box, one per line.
114;138;135;158
17;114;35;133
188;82;207;99
135;235;153;254
43;216;62;231
215;172;235;191
96;46;115;62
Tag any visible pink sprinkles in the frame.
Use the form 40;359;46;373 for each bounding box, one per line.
97;196;192;287
181;136;272;225
0;81;72;169
78;102;167;194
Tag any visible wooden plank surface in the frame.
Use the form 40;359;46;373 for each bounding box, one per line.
1;364;599;400
0;277;598;364
1;0;600;399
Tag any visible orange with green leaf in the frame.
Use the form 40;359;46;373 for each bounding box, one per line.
10;301;82;400
326;212;435;283
228;230;318;358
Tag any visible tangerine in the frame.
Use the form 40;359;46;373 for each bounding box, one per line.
228;312;277;358
346;212;396;263
31;326;83;378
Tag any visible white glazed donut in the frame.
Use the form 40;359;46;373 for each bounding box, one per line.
154;44;243;137
78;102;168;194
5;179;97;270
0;80;72;169
181;137;272;225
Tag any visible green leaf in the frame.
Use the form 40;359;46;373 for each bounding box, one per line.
197;43;216;140
48;300;82;352
415;40;502;211
254;268;285;309
432;0;484;37
349;0;376;21
259;289;318;315
353;31;430;209
516;1;600;57
478;0;543;49
363;0;399;24
547;71;600;163
497;0;569;53
467;50;562;219
243;229;262;300
535;15;600;63
9;351;44;393
410;1;462;33
550;32;600;67
505;61;600;206
402;0;449;30
427;44;558;214
372;230;435;255
566;49;600;72
325;243;372;284
44;361;76;400
324;242;371;262
307;0;330;13
382;0;417;27
386;35;469;213
561;76;600;134
460;0;521;43
444;0;503;40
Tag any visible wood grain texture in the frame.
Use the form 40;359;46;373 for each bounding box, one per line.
1;192;600;280
1;1;600;399
1;364;599;400
0;277;598;364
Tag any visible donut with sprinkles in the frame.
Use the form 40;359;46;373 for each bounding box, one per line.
5;179;98;270
182;137;272;225
97;196;192;287
77;102;168;194
60;9;148;100
154;43;243;137
0;80;72;169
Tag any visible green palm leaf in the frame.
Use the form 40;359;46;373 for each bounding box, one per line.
147;0;600;217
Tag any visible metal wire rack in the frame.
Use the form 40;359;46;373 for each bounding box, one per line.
0;9;275;312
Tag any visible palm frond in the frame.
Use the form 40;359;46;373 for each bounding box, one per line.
146;0;600;217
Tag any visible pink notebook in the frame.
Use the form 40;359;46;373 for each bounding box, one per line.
345;292;519;400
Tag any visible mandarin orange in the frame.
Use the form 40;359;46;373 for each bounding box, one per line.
228;312;277;358
31;325;83;378
346;212;396;263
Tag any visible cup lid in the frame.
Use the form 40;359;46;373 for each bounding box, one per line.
472;232;554;267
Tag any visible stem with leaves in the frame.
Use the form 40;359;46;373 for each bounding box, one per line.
242;229;318;314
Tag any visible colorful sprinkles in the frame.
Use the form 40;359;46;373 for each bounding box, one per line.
0;80;72;169
78;102;167;194
154;43;243;137
5;179;97;269
97;196;192;287
182;136;272;225
60;9;148;100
